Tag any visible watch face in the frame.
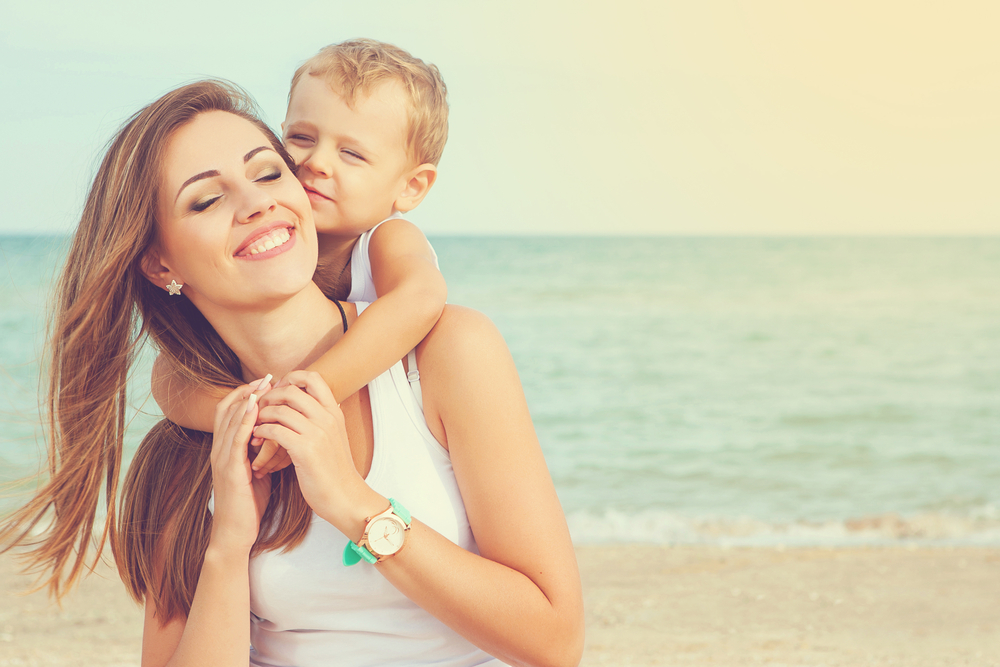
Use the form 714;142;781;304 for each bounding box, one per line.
367;516;406;556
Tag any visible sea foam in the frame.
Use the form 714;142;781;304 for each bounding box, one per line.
567;506;1000;547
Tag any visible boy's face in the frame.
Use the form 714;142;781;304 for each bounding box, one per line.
283;75;415;238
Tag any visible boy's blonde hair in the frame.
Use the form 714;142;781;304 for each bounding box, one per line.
290;39;449;166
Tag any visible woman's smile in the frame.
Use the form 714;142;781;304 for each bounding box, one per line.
235;223;296;260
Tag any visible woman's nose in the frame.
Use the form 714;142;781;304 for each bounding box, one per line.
235;184;277;224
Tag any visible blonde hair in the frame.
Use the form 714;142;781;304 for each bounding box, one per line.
0;80;313;623
290;38;449;166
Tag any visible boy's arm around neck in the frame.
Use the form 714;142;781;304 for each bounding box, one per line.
151;353;228;432
309;218;446;403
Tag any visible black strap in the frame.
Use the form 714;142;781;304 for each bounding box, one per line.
335;300;348;333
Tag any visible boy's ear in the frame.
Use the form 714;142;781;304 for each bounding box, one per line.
394;163;438;213
140;245;185;294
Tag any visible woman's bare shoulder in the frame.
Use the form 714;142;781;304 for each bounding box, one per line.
419;304;506;360
414;305;517;444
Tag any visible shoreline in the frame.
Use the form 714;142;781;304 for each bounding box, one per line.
2;545;998;666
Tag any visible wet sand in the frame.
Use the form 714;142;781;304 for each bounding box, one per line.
2;545;998;666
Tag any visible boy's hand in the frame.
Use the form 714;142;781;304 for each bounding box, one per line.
250;435;293;478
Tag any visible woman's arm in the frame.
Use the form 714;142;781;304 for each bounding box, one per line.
140;385;271;667
141;547;253;667
254;307;585;667
381;306;585;667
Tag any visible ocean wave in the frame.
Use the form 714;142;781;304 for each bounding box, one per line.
567;506;1000;547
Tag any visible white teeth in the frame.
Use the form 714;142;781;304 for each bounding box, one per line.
244;228;291;256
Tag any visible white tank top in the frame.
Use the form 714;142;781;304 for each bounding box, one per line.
247;331;506;667
347;212;439;304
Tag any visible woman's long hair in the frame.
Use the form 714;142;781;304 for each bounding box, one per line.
0;80;313;622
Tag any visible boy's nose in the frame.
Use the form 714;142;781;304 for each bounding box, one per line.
302;151;333;178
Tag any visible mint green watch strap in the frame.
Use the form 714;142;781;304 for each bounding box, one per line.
343;540;377;566
342;499;411;566
389;498;411;525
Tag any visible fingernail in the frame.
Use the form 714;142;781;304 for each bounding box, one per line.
259;373;273;389
246;393;259;413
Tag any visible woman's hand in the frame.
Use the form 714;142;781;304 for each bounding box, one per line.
245;375;335;481
246;376;295;478
252;371;367;530
209;384;273;555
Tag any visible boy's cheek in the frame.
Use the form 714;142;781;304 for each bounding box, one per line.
310;207;341;234
283;146;304;174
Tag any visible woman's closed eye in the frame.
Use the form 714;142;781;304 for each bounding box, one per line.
192;195;221;213
255;169;282;183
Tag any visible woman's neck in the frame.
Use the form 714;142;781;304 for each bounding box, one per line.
317;233;358;276
200;281;345;382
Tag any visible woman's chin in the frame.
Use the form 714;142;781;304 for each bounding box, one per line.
245;275;316;305
187;272;316;315
233;242;319;303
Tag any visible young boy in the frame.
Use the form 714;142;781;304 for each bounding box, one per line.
151;39;450;474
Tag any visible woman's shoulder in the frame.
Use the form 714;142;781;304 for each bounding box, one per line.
428;304;502;340
419;305;507;366
415;305;518;434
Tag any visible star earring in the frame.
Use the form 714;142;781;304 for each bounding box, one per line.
166;280;183;296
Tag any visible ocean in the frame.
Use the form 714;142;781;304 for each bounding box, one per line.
2;235;999;546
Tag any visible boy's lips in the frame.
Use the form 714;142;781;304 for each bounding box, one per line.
234;223;296;259
303;184;334;203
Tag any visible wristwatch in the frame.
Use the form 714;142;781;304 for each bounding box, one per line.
342;498;412;566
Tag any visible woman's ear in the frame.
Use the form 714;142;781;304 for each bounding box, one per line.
394;163;438;213
140;246;184;294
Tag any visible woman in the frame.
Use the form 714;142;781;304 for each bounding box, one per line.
0;81;583;667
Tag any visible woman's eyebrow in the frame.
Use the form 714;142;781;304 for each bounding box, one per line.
174;147;277;202
175;170;219;202
244;146;274;162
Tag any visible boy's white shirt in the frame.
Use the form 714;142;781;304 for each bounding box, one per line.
347;212;439;304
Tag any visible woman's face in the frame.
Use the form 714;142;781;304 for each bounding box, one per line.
153;110;317;312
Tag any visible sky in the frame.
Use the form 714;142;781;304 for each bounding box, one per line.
1;0;998;236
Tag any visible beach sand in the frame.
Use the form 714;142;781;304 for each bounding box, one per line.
2;545;998;666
